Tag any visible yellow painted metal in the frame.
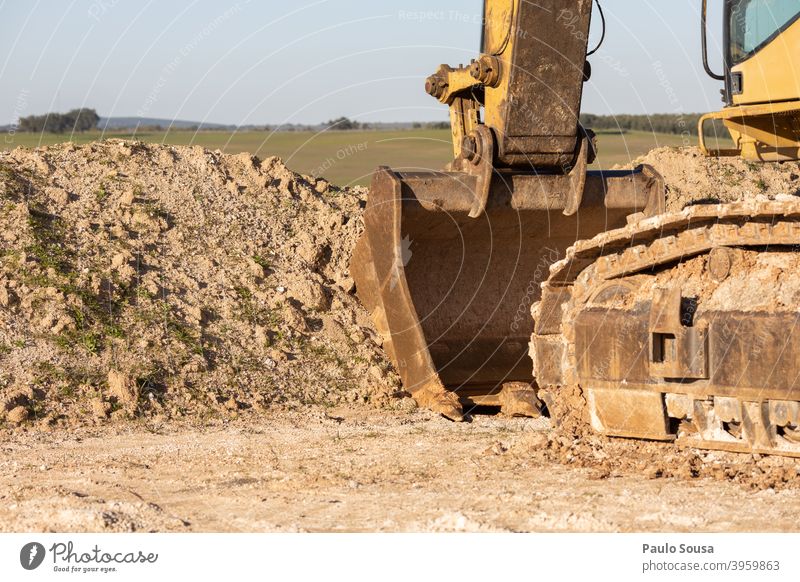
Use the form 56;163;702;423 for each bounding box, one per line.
428;0;515;160
699;100;800;161
483;0;514;56
481;0;515;134
434;0;591;168
731;17;800;106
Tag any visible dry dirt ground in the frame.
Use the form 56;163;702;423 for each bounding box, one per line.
3;407;800;533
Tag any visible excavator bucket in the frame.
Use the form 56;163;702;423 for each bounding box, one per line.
350;0;666;419
351;164;664;419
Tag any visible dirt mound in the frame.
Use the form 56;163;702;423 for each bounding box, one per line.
620;146;800;212
0;140;401;428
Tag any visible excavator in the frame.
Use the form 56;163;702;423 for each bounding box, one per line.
351;0;800;456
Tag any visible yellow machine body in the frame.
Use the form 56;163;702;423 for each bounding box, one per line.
700;1;800;161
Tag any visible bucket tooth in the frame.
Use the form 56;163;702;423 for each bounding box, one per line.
498;382;543;418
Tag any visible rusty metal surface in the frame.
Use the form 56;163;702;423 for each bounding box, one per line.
586;388;672;441
427;0;595;170
351;165;664;417
350;169;462;420
493;0;593;168
532;198;800;456
498;382;543;417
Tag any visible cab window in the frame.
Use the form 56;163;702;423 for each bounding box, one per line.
729;0;800;63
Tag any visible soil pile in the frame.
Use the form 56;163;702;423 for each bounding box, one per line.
621;146;800;211
0;140;400;428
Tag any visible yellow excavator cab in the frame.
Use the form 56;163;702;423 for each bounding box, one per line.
700;0;800;161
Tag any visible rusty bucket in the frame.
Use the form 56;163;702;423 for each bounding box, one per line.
350;164;663;419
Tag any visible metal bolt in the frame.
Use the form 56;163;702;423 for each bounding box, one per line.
469;55;500;87
461;135;478;161
424;76;437;96
425;75;447;99
469;61;481;79
707;247;733;282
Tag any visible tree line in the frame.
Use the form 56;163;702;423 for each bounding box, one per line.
10;110;726;137
324;116;370;130
580;113;725;138
18;108;100;133
418;114;724;138
412;115;725;137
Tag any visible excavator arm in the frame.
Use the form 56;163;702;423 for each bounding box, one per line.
428;0;593;170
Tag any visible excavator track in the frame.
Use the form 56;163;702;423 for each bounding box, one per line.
531;197;800;457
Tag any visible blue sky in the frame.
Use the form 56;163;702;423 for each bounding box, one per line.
0;0;728;125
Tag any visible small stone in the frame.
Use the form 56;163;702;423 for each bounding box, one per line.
110;223;126;238
91;398;109;419
120;190;135;205
46;187;70;207
282;303;307;330
107;369;138;407
299;245;320;267
315;179;329;194
395;397;418;413
6;406;28;425
111;252;129;269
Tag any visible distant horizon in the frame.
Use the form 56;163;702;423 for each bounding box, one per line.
1;111;720;131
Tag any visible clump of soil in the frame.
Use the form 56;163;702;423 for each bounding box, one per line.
0;140;400;428
621;146;800;211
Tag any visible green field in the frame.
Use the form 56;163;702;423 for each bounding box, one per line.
1;129;729;186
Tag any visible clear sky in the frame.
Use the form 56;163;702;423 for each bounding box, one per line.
0;0;729;126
